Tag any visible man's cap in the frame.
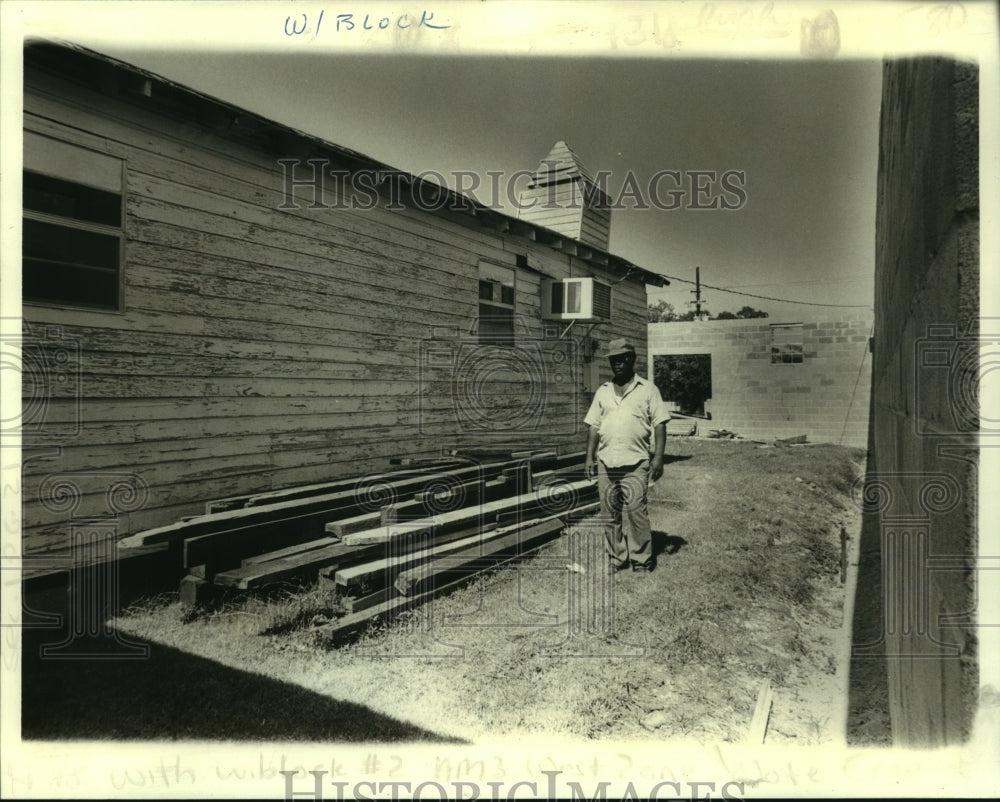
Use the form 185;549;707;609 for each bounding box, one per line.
605;338;636;358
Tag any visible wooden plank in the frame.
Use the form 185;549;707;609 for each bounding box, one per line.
746;679;773;744
341;480;596;547
393;517;565;597
213;541;383;590
381;476;512;525
185;488;468;573
120;460;512;549
316;525;562;641
449;447;556;461
498;463;533;494
154;458;547;573
179;574;222;607
412;477;488;507
334;529;488;597
393;503;599;597
389;457;466;467
343;586;397;614
496;481;597;527
239;537;341;567
324;511;383;538
206;496;251;514
531;464;589;490
244;467;429;507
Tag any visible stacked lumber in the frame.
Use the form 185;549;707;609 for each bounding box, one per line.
118;449;598;630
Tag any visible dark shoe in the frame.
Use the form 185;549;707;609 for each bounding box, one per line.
632;561;655;573
609;561;629;574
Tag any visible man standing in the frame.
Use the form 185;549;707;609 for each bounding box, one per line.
584;338;669;573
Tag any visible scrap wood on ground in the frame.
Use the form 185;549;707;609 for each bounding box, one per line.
118;448;598;633
113;439;873;744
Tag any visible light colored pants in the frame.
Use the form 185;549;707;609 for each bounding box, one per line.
597;459;652;568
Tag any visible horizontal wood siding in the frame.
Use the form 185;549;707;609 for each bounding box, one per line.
20;65;650;564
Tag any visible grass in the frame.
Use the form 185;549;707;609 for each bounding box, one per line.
113;438;866;743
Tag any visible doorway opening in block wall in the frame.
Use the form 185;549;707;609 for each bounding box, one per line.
653;354;712;417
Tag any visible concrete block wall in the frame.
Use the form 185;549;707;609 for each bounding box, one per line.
870;58;979;745
648;309;873;447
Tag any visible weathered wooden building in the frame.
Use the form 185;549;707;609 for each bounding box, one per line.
20;42;666;565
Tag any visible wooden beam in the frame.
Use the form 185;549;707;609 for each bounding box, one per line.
243;466;434;507
316;530;555;643
340;479;596;547
334;528;487;597
342;586;396;614
240;537;341;567
205;495;252;514
746;679;773;744
393;516;564;597
182;514;342;575
120;458;520;550
381;476;512;524
324;511;382;538
213;541;382;590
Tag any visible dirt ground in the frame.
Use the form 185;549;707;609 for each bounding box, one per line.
93;438;889;745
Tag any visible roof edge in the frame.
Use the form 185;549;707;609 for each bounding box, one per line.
24;40;668;288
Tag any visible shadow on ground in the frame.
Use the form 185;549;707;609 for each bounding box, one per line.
20;586;466;743
651;531;688;559
845;403;892;746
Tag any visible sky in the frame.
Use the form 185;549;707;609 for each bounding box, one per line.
59;47;883;320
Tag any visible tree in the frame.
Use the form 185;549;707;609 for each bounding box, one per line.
710;305;769;320
647;299;676;323
735;305;769;319
653;354;712;416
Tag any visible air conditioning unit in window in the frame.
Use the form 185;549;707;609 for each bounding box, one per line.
540;277;613;322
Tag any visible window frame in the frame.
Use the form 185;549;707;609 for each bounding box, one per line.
476;259;517;346
22;133;126;313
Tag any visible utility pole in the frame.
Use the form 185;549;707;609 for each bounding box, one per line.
689;266;707;321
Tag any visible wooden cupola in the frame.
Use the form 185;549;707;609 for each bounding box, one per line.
516;141;611;252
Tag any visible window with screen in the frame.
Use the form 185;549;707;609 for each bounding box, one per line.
23;132;124;311
477;261;516;345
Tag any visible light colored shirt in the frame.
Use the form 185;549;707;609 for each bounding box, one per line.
584;375;670;467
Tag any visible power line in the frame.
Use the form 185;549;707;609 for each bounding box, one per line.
654;271;873;309
727;276;872;289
